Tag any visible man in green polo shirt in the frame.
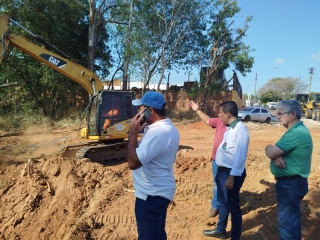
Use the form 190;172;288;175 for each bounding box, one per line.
265;100;313;240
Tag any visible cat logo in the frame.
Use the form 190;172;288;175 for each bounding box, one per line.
48;56;60;65
39;54;66;68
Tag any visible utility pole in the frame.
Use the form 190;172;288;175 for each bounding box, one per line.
308;68;315;100
254;73;257;105
253;66;278;105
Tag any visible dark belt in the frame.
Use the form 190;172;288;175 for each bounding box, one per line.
218;166;231;171
275;175;305;181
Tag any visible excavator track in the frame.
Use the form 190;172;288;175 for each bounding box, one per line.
62;142;128;166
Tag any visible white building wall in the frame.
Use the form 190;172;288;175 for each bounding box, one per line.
103;81;181;90
103;85;121;90
129;82;167;90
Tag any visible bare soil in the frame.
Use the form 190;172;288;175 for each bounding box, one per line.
1;119;320;240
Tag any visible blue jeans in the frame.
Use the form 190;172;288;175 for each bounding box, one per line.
135;196;171;240
211;159;219;210
216;168;246;240
275;178;308;240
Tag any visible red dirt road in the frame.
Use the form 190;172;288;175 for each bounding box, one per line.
0;119;320;239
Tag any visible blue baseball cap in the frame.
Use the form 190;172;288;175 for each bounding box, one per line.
132;91;166;109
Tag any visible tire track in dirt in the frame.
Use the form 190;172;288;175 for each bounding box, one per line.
166;215;192;240
92;214;136;239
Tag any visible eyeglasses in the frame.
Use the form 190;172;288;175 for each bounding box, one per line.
276;111;292;117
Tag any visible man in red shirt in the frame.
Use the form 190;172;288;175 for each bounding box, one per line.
190;101;226;217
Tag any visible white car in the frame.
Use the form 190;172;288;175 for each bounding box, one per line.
268;103;277;110
238;107;272;123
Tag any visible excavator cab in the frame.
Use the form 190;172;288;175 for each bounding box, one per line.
86;91;138;140
72;90;139;164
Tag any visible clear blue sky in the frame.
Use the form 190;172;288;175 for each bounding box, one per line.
167;0;320;95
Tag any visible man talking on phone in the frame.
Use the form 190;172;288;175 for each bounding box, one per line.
127;91;180;240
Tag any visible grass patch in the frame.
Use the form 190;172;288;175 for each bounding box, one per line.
0;108;84;132
51;111;84;130
0;108;202;132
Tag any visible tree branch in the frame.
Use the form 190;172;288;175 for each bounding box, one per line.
0;79;31;88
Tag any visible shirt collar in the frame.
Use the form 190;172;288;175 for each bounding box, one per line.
228;118;240;129
290;120;303;129
145;118;171;129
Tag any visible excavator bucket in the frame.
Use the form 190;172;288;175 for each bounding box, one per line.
0;15;10;64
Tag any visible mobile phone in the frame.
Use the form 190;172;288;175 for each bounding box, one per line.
140;107;152;125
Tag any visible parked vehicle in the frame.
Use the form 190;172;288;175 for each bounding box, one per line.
295;93;320;121
238;107;272;123
267;102;277;109
268;103;277;110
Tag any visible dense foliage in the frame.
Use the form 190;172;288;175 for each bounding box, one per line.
199;0;254;108
258;77;308;102
0;0;111;120
0;0;255;124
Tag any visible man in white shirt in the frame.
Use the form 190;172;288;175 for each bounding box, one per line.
203;101;250;240
127;91;180;240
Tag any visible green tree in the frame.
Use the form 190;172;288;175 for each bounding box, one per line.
87;0;127;76
258;77;307;100
259;91;279;103
128;0;207;92
199;0;254;109
0;0;111;118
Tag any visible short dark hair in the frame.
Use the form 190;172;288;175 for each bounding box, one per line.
153;107;166;117
220;101;238;117
147;103;166;117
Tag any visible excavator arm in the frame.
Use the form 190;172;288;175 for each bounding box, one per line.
0;14;139;165
0;14;102;95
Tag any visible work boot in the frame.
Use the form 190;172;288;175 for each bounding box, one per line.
208;208;219;218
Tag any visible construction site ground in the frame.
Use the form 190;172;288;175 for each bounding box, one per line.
1;118;320;240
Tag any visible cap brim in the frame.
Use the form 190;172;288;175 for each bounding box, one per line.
132;99;143;106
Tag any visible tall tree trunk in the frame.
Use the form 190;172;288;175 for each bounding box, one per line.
156;68;166;92
82;0;99;105
123;0;134;91
200;67;217;110
88;0;98;72
201;83;210;111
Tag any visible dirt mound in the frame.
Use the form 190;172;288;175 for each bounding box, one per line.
1;120;320;239
0;156;135;239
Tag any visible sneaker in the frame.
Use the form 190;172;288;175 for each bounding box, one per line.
208;208;219;218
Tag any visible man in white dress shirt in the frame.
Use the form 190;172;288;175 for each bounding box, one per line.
203;101;250;240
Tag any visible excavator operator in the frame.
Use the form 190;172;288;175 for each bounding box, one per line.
102;98;121;129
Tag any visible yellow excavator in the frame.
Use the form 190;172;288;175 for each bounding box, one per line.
295;93;320;121
0;14;138;165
